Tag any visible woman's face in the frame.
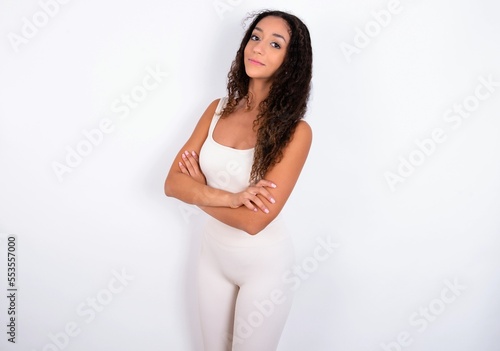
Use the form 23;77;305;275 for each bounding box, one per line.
243;16;290;82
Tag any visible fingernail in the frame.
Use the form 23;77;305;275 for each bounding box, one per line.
182;153;186;159
191;151;196;156
253;208;257;212
184;150;189;155
270;198;275;204
264;208;269;214
271;183;277;188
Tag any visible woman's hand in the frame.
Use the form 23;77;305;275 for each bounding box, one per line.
178;150;206;184
178;149;277;213
229;179;277;214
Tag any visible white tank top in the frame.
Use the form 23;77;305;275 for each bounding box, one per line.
198;97;286;245
199;97;255;193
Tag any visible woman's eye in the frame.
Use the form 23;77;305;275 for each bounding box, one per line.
249;34;281;49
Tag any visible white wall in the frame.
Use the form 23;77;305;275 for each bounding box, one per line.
1;0;499;350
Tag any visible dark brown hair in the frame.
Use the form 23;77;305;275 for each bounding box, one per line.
221;10;313;183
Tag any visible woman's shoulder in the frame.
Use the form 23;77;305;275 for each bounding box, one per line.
296;119;312;132
207;96;228;114
188;98;223;137
198;97;224;123
207;97;223;113
293;120;313;142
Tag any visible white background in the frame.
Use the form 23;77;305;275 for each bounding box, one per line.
1;0;499;350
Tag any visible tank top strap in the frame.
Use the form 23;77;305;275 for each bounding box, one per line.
208;97;228;135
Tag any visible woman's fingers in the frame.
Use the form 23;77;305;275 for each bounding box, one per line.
232;179;279;213
248;181;276;205
254;179;277;189
254;186;276;204
184;157;276;212
179;150;206;184
181;150;199;175
240;194;267;213
178;161;189;175
241;187;275;213
230;191;267;213
191;150;199;161
248;195;269;214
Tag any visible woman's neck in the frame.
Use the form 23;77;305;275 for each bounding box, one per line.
246;78;271;109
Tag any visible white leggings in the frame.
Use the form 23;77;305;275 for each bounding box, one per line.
198;217;295;351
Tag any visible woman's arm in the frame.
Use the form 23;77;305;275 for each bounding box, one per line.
199;121;313;235
164;99;232;206
164;99;276;211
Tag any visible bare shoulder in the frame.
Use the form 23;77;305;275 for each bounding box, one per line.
295;120;312;138
289;120;313;149
171;98;222;155
188;98;221;138
199;98;221;124
275;120;312;168
207;98;221;115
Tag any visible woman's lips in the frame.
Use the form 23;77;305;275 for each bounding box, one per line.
248;58;265;66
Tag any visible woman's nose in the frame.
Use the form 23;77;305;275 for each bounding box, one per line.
253;41;264;55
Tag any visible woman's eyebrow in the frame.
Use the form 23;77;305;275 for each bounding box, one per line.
254;26;287;43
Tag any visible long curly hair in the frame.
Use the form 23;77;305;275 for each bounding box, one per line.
220;10;313;183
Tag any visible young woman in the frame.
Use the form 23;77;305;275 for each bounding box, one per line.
165;10;313;351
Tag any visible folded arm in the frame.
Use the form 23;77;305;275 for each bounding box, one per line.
164;99;278;210
177;120;313;235
200;121;312;234
164;100;312;235
164;99;232;206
